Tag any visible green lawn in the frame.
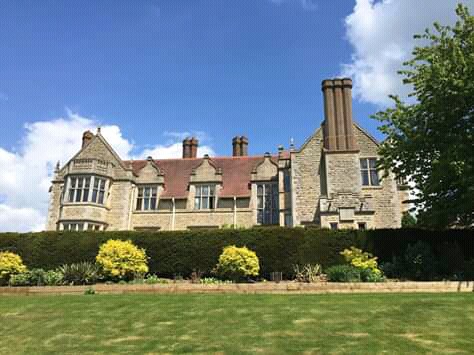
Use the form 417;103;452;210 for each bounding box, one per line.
1;293;473;354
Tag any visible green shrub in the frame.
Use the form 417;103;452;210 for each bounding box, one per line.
359;268;385;282
215;245;260;281
200;277;232;285
404;241;438;281
0;251;27;284
0;228;473;280
293;264;322;283
8;269;64;286
144;274;168;284
326;265;361;282
340;247;382;277
59;262;100;285
96;239;149;280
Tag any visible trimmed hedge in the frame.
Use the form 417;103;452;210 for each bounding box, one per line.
0;228;473;279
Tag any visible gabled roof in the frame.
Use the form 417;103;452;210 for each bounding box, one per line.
124;155;279;198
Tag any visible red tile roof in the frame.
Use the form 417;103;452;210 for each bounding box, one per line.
124;155;281;198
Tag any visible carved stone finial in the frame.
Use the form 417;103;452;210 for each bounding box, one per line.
55;161;60;173
96;127;101;134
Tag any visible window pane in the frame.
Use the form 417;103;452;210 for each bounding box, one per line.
144;198;149;210
98;191;105;204
257;185;263;195
85;178;90;187
77;178;84;188
195;186;201;197
202;185;209;196
138;188;143;197
92;190;98;203
150;197;157;210
78;224;84;231
195;197;201;209
369;158;377;169
202;197;209;209
70;178;77;188
370;170;380;186
75;189;81;202
100;179;105;190
257;196;263;209
361;171;370;186
144;188;151;197
210;185;215;195
152;187;157;197
360;159;368;169
257;210;263;224
83;189;89;202
209;196;215;209
94;178;99;188
136;198;142;211
68;188;74;202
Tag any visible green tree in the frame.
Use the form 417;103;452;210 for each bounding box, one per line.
373;4;474;228
401;212;417;228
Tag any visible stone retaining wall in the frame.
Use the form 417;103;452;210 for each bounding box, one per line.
1;281;473;296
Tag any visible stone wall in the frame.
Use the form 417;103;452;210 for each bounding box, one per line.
291;128;324;225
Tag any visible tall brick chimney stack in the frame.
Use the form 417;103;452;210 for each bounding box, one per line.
82;130;94;149
190;137;199;158
232;136;242;157
182;138;192;158
322;78;357;151
240;136;248;156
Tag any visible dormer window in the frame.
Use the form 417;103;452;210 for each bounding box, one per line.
194;185;215;210
136;186;158;211
66;175;108;205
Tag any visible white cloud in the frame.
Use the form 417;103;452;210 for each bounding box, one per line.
0;110;214;232
342;0;473;106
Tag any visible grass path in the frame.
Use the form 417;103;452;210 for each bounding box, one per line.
1;293;473;354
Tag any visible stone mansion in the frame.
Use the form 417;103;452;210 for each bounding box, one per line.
46;78;409;232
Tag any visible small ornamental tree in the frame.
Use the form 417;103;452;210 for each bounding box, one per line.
96;239;149;280
215;245;260;282
0;251;27;284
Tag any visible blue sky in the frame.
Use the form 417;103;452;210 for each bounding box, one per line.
0;0;376;155
0;0;469;231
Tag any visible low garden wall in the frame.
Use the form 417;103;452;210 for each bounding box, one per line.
0;228;473;280
0;281;473;295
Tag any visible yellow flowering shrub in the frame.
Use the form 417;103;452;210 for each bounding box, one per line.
0;251;27;283
96;239;148;280
340;247;381;276
215;245;260;281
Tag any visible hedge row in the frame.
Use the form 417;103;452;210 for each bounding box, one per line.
0;228;473;278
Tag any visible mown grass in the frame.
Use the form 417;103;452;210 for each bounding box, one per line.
1;293;473;354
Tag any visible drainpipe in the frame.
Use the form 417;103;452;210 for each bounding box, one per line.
171;197;176;231
233;196;237;229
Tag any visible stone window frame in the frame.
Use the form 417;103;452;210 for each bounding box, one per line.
61;221;105;232
360;158;380;187
330;222;338;230
256;182;279;225
65;175;108;205
194;184;216;210
136;186;158;211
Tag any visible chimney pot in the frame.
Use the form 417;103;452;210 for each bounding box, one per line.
182;138;192;158
190;137;199;158
232;136;242;156
240;136;248;156
321;78;357;151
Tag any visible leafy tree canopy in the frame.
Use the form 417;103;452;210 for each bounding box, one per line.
373;4;474;228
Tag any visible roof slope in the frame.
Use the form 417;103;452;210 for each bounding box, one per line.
124;155;279;198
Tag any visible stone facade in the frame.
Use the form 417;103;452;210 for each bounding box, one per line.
46;78;409;231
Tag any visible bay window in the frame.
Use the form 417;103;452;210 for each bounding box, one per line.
257;183;279;225
194;185;215;210
360;158;380;186
136;186;158;211
66;175;108;205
